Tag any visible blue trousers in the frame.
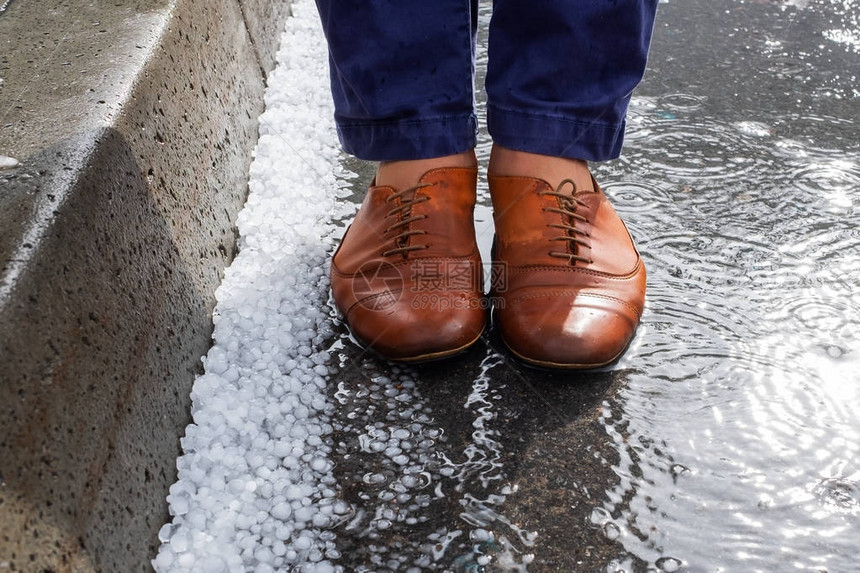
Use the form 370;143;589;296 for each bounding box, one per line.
314;0;659;162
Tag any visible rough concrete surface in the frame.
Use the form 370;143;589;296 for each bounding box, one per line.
0;0;291;571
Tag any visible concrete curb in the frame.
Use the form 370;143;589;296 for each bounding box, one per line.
0;0;291;570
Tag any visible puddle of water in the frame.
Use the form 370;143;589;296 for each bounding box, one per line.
587;0;860;568
327;348;538;572
823;0;860;54
325;0;860;570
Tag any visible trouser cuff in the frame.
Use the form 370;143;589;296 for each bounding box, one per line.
337;114;478;161
487;104;626;162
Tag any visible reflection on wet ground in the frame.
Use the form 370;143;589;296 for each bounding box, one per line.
325;0;859;571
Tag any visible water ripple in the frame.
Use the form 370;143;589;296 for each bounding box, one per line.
328;346;535;572
585;30;860;566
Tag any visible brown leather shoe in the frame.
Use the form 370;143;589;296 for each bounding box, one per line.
488;173;646;369
331;167;485;361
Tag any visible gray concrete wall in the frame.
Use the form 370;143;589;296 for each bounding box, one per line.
0;0;292;570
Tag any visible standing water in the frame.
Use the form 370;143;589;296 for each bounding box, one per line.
155;0;860;571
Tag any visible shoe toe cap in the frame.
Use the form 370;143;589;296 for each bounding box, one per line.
347;294;485;361
499;289;640;368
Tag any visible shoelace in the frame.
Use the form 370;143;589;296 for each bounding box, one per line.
381;182;432;258
541;178;595;265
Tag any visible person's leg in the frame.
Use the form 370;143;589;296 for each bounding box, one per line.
486;0;659;168
376;152;477;193
315;0;479;162
318;0;487;361
485;0;657;368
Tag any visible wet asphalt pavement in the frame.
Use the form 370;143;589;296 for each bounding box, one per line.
324;0;860;571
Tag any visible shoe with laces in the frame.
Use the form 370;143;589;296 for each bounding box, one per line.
488;173;646;369
330;167;486;361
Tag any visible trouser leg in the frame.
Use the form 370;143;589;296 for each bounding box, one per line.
486;0;659;161
314;0;479;161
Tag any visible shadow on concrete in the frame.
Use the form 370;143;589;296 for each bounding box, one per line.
328;321;642;572
0;128;213;572
0;0;293;567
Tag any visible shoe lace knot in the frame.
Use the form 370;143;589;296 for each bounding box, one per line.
381;182;433;258
540;178;594;265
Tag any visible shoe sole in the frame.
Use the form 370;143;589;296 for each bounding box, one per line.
345;323;486;364
497;327;633;371
396;328;485;363
503;340;624;370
